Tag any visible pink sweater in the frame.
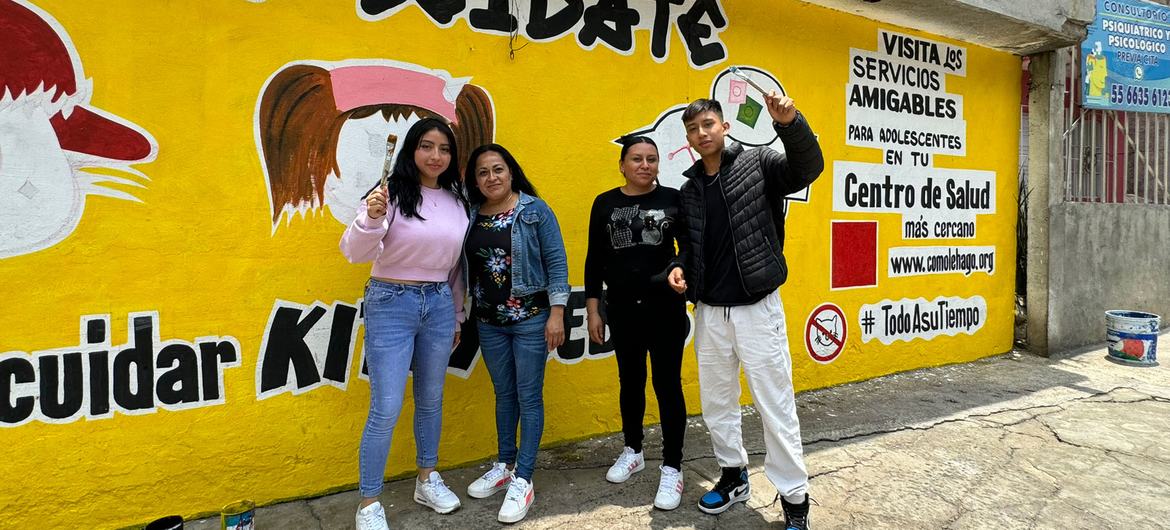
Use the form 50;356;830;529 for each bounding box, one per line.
339;186;470;323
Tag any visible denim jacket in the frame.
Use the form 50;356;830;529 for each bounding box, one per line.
467;192;571;306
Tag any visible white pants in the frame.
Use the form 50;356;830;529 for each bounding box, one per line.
694;290;808;501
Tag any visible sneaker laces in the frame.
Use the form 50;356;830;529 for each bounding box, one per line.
357;503;383;525
422;475;454;500
505;478;528;502
481;463;507;483
784;513;808;530
657;468;681;496
614;448;639;469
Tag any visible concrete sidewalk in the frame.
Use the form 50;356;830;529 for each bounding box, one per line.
189;339;1170;529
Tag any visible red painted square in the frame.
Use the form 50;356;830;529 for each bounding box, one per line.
831;221;877;289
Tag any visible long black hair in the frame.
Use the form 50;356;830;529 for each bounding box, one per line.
464;143;539;205
364;117;467;219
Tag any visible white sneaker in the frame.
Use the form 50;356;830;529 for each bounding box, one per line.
356;501;390;530
653;465;684;510
467;462;513;499
605;447;645;483
413;471;462;514
497;476;534;523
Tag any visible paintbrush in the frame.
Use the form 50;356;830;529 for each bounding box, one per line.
729;66;769;96
379;133;399;191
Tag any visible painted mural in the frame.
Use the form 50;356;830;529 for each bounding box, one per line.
619;65;810;209
256;59;494;228
0;1;1020;528
0;0;156;259
357;0;730;68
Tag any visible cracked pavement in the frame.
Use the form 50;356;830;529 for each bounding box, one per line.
188;337;1170;529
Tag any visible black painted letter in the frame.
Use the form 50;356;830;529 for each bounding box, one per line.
38;353;84;420
1;357;36;424
113;316;155;411
200;341;238;401
677;0;727;67
259;306;325;393
526;0;584;40
650;0;684;59
469;0;517;32
579;0;639;51
361;0;467;25
157;344;200;406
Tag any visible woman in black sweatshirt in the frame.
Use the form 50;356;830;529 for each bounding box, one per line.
584;135;690;510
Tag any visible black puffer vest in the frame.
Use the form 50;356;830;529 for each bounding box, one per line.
678;112;824;303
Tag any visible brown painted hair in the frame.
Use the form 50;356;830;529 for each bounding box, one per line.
258;64;494;224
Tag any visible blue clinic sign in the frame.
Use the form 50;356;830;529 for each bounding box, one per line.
1083;0;1170;112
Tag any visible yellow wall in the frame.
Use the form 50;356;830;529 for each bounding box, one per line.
0;0;1019;527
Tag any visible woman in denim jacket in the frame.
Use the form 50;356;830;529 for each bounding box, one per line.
460;143;569;524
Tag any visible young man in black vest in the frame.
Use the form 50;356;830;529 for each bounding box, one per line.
667;93;823;530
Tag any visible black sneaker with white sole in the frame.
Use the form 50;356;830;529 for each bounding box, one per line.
697;467;750;514
781;496;810;530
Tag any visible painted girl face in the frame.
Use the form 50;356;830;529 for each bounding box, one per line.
325;111;421;225
474;151;513;204
414;129;452;183
620;143;659;189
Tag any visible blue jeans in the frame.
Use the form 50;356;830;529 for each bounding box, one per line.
359;279;455;498
477;312;550;481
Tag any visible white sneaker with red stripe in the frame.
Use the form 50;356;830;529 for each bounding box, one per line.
654;465;684;510
497;476;534;523
605;447;645;483
467;462;514;499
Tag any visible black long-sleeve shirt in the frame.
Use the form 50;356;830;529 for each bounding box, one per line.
584;186;687;304
700;170;761;305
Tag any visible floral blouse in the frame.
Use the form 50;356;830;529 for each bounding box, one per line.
467;207;549;325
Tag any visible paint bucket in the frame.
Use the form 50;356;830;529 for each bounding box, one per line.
144;515;183;530
220;500;255;530
1105;310;1160;367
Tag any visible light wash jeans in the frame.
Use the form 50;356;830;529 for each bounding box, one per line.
477;312;550;481
359;279;455;497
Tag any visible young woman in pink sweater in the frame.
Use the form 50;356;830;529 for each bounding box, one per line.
339;118;470;530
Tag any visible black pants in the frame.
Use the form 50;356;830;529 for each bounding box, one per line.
607;293;689;470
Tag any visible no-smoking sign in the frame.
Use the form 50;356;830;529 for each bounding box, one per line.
805;303;847;364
